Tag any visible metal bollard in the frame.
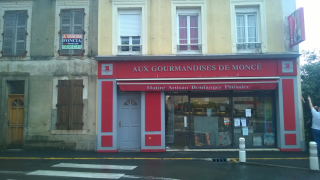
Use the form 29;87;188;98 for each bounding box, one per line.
309;141;319;170
239;137;246;163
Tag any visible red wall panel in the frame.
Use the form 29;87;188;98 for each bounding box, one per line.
145;92;161;131
101;81;113;132
101;135;113;147
282;79;296;131
145;134;161;146
285;134;297;145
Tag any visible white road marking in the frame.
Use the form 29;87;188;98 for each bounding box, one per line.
122;175;180;180
27;170;124;179
0;170;26;174
52;163;137;170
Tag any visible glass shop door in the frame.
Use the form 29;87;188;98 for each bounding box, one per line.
189;97;233;148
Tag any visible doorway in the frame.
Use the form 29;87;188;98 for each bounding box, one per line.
118;94;141;150
7;81;25;149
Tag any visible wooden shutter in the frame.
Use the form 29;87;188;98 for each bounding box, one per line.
69;80;84;130
2;11;16;56
56;80;70;130
72;10;84;55
15;11;27;56
60;10;72;55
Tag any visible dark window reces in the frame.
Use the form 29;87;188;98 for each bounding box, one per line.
9;81;25;94
59;9;85;56
56;80;84;130
2;11;28;56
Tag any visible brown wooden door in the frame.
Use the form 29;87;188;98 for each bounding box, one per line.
7;95;24;145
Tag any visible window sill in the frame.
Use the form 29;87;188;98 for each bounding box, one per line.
177;51;202;55
50;130;89;135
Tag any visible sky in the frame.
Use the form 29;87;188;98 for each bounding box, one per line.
296;0;320;52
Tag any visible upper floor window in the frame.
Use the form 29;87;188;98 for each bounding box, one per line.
2;11;28;56
235;7;260;52
177;8;201;54
59;9;85;56
118;9;141;55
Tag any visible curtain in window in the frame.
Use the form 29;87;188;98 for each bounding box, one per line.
190;16;199;50
179;16;187;50
247;15;256;42
236;15;245;43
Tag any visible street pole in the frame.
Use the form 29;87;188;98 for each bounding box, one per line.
239;137;246;163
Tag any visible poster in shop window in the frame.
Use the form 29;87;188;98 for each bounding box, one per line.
62;34;82;49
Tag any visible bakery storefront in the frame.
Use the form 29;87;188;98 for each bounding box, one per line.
95;55;302;152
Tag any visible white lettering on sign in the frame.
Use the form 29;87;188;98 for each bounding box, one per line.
133;64;262;72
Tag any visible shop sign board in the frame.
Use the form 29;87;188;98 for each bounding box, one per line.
288;7;305;48
62;34;82;49
281;61;294;73
98;59;286;78
101;64;113;75
118;82;278;91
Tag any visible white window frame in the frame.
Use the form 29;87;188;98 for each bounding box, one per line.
112;1;147;55
118;9;142;55
171;0;207;55
230;0;267;53
176;8;202;54
0;1;32;58
54;0;90;57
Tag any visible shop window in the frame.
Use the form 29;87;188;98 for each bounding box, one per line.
176;8;201;54
235;7;261;52
2;11;28;56
233;96;275;147
56;80;84;130
59;9;85;56
118;9;142;55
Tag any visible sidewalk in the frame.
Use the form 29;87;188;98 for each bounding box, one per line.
0;150;313;170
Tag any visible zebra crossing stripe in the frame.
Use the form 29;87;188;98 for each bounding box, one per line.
27;170;124;179
52;163;136;170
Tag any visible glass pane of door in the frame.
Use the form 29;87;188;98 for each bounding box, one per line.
190;97;232;148
165;95;189;149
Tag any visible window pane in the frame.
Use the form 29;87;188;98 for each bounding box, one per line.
236;15;245;43
179;28;187;41
248;26;256;42
179;16;187;27
9;81;25;94
190;39;199;50
121;37;129;51
233;97;275;147
190;16;198;27
237;27;245;43
248;15;256;26
190;97;232;147
121;37;129;45
190;28;198;39
132;36;140;44
236;15;245;27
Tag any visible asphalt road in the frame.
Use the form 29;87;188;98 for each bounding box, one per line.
0;159;320;180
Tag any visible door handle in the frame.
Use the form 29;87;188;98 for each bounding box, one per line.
119;121;121;127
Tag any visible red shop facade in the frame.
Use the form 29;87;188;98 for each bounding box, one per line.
95;54;303;152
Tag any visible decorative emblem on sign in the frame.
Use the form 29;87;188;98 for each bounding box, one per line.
101;64;113;75
282;61;293;73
